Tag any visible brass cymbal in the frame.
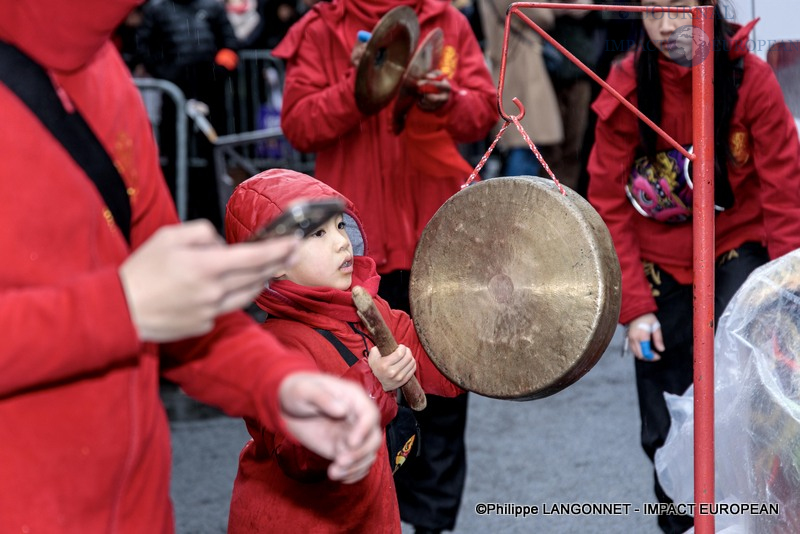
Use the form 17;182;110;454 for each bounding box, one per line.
409;177;622;400
354;6;420;116
392;28;444;134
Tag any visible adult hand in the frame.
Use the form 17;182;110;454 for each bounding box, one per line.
279;372;383;484
416;70;451;113
367;344;416;391
627;313;664;362
119;220;300;342
350;40;368;67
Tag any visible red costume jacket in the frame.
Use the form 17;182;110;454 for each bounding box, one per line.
0;2;314;532
224;169;463;533
273;0;497;273
588;21;800;324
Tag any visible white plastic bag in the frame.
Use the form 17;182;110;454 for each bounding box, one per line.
655;249;800;533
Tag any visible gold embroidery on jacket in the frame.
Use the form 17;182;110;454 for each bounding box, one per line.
729;130;751;166
113;131;138;203
643;262;661;297
102;208;116;231
718;248;739;266
440;45;458;78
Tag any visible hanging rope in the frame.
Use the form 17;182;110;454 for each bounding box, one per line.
462;110;565;196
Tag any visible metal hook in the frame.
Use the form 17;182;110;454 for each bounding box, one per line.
503;97;525;123
495;5;526;123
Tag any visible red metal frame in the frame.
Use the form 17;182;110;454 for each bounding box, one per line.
497;4;716;532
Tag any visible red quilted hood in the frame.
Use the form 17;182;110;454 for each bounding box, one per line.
225;169;378;323
225;168;368;255
0;0;143;72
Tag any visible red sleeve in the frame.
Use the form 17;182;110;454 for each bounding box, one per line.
161;313;317;436
441;13;497;143
278;21;364;153
743;57;800;259
587;64;657;325
0;268;144;397
380;300;464;397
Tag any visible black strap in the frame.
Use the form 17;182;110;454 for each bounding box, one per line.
0;41;131;244
314;329;360;367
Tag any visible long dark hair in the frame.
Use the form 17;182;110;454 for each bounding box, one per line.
636;1;738;208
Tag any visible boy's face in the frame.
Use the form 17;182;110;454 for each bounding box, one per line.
275;214;354;290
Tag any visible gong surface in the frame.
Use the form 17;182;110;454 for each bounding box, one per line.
354;6;419;116
410;177;621;400
392;28;444;134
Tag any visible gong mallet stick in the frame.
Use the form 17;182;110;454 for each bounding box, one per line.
352;286;427;411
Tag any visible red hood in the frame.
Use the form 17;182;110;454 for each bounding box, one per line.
0;0;142;72
225;168;376;322
224;168;367;252
728;19;759;60
273;0;451;61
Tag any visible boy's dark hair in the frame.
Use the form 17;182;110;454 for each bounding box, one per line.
635;0;738;209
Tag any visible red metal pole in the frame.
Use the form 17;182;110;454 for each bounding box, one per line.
506;4;693;161
497;6;720;523
692;5;715;533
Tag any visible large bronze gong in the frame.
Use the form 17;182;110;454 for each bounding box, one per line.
410;177;621;400
354;6;419;116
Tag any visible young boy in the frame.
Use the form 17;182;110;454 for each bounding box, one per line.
224;168;464;533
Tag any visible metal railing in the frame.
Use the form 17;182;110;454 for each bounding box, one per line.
221;50;313;169
134;77;189;221
212;49;315;215
135;51;316;222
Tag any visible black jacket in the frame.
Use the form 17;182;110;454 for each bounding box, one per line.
137;0;238;81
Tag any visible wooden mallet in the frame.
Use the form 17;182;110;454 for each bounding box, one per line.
352;286;427;411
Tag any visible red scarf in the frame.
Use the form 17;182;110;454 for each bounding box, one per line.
256;256;381;323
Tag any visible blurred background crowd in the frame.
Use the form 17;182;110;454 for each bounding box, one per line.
111;0;641;231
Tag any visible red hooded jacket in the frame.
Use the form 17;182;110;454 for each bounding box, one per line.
0;2;314;532
273;0;497;274
588;21;800;324
224;169;463;533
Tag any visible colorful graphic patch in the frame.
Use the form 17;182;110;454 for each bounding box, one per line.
625;146;694;224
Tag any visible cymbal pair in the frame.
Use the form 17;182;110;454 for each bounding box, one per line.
354;6;443;133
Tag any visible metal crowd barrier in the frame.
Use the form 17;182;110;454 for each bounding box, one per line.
214;49;315;215
212;126;285;219
133;77;189;221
